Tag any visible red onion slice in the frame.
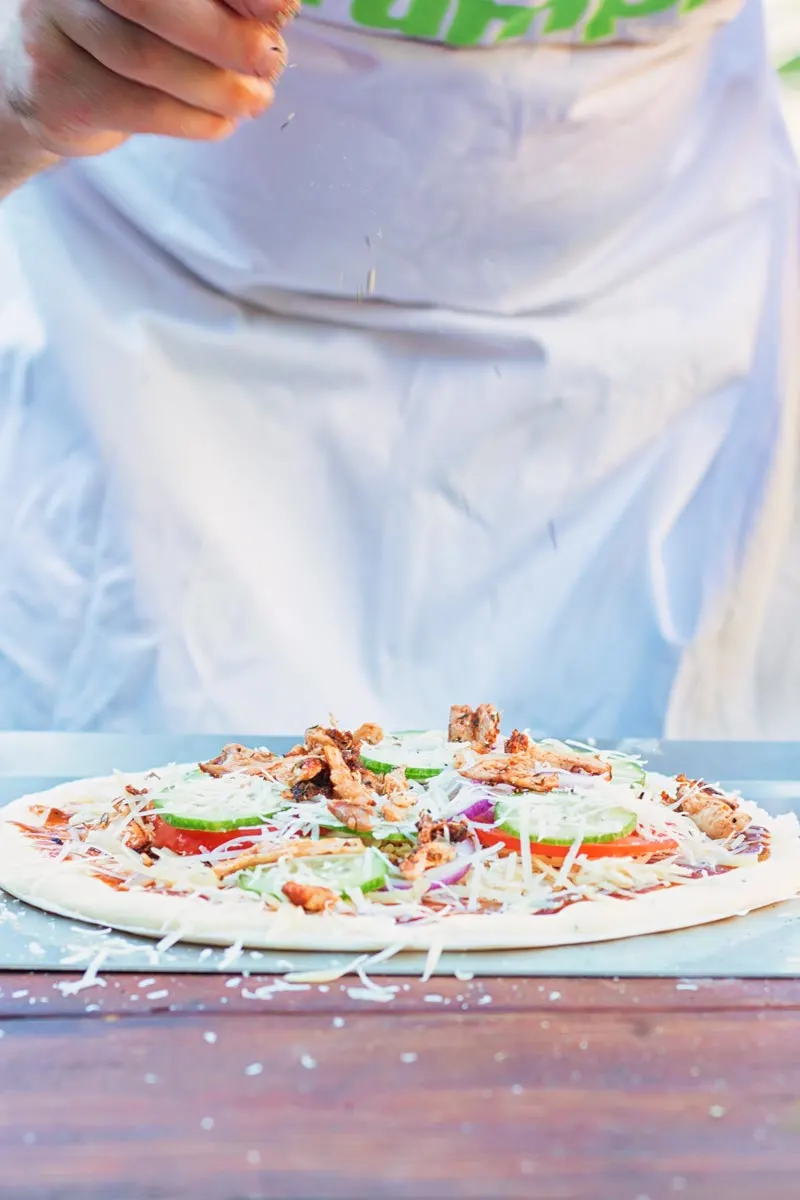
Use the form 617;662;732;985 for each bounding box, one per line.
458;796;494;823
388;850;476;892
426;859;473;889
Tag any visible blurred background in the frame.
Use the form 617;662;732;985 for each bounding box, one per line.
768;0;800;152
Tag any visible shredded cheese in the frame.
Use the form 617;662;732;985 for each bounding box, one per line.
554;820;586;891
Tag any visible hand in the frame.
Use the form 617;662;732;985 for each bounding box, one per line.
0;0;297;160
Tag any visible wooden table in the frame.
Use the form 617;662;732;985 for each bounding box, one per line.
0;973;798;1199
1;738;798;1197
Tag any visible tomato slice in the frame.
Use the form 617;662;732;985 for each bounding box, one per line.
474;826;679;859
151;815;261;857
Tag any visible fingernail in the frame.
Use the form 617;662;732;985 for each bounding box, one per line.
255;33;286;77
210;119;237;141
276;1;301;27
245;79;277;114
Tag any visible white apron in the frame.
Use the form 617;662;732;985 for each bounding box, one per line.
0;0;797;736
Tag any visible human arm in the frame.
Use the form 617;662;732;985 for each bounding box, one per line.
0;0;296;201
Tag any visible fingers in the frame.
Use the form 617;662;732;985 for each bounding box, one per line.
99;0;291;77
52;0;279;120
21;27;236;150
5;0;299;159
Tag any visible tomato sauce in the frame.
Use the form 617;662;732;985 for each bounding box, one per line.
13;821;73;859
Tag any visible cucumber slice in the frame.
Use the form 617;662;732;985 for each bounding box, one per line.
360;730;455;780
610;759;647;790
239;847;389;901
540;740;646;790
360;756;444;781
323;821;412;844
495;798;637;846
154;810;266;832
151;772;285;832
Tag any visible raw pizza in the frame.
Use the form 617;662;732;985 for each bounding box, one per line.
0;704;798;951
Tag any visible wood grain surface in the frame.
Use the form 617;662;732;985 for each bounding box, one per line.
0;974;798;1200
